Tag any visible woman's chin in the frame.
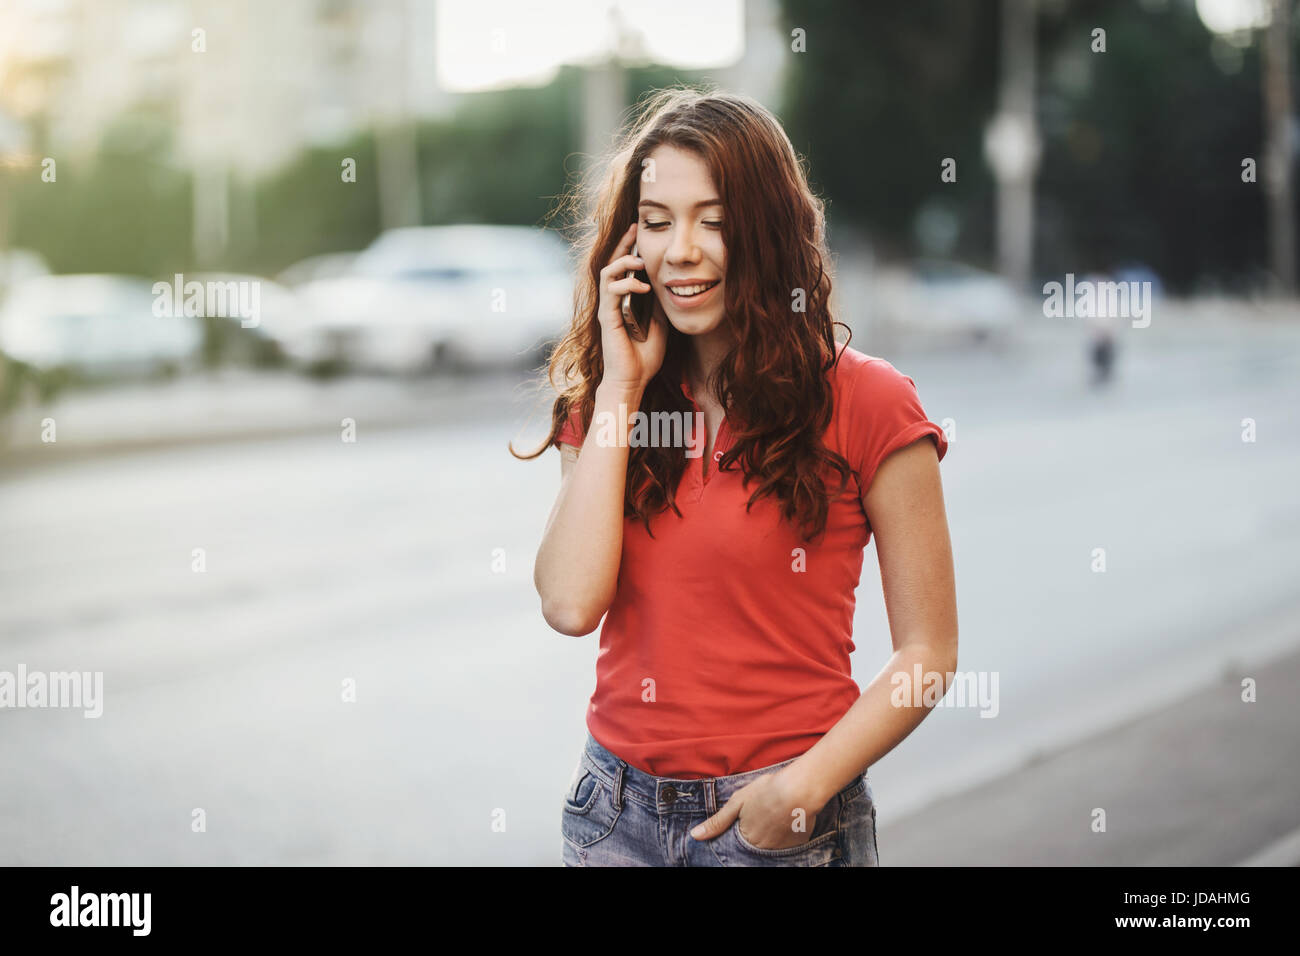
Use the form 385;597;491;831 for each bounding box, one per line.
664;309;726;337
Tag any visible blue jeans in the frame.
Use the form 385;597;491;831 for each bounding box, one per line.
561;732;879;866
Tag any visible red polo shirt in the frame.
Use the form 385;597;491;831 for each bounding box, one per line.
553;343;948;778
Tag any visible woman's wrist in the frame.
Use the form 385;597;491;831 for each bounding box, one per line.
773;758;837;815
595;380;645;408
589;381;645;450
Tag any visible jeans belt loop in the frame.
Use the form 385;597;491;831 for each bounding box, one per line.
613;762;625;811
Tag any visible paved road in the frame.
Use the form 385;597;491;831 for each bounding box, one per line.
882;641;1300;866
1;313;1297;864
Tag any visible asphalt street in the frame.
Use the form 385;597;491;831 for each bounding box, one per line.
1;312;1297;865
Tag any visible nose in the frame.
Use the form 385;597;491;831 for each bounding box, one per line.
666;224;702;266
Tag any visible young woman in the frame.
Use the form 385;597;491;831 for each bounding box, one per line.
521;88;957;866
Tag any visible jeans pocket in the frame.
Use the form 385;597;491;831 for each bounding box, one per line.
834;778;879;867
563;764;600;814
716;805;841;867
560;755;621;850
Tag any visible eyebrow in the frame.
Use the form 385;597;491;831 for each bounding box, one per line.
638;199;724;211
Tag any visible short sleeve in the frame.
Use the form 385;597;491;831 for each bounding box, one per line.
840;356;947;494
553;404;586;450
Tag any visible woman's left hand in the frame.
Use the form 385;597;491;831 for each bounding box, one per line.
689;771;823;850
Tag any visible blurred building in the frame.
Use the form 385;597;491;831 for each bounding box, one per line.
0;0;789;177
0;0;788;260
716;0;784;110
570;0;779;175
0;0;457;177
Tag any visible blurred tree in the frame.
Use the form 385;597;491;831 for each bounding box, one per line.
245;131;382;276
7;110;191;277
417;68;583;229
779;1;1001;266
780;0;1299;293
1034;0;1270;291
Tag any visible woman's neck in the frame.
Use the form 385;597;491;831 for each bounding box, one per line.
685;326;734;404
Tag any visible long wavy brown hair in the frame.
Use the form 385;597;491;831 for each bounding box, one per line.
512;86;856;544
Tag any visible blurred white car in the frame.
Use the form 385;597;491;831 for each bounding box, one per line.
0;248;50;302
185;272;302;358
0;274;202;376
0;248;50;281
275;252;358;289
871;259;1025;345
286;225;574;374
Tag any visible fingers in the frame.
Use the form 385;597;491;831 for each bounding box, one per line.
608;274;651;297
601;253;645;282
603;221;642;282
613;220;637;257
599;242;651;333
690;799;741;841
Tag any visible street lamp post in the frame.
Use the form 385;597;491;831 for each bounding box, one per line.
1262;0;1296;294
984;0;1041;293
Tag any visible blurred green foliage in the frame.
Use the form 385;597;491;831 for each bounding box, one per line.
6;114;192;276
780;1;1001;265
0;70;591;282
779;0;1293;290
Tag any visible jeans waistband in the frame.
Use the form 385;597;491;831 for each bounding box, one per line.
580;731;866;815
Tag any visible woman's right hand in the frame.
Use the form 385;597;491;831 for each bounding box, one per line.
598;222;668;394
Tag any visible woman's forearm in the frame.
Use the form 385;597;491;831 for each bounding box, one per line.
777;641;960;811
534;381;644;635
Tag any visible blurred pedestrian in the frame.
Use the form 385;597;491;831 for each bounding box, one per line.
1082;271;1117;386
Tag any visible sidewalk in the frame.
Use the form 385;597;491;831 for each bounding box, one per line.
5;306;1298;472
880;642;1300;866
0;367;539;472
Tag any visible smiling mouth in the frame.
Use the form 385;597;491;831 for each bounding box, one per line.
667;280;720;298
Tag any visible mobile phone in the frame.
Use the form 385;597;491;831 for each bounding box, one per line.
620;243;651;342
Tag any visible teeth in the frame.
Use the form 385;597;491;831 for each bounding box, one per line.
669;281;717;297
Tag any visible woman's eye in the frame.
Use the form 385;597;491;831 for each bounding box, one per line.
703;220;723;229
641;219;669;229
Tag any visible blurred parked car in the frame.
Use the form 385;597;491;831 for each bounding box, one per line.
0;249;50;304
871;259;1025;346
286;225;574;374
185;272;301;368
0;274;202;378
